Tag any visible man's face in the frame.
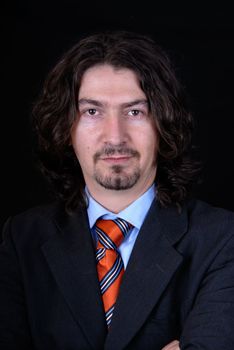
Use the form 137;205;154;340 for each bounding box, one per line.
71;64;158;197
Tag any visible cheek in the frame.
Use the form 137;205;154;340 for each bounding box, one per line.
76;143;92;163
138;129;157;154
71;126;89;153
72;123;100;149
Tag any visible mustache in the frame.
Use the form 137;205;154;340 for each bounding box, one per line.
94;144;140;162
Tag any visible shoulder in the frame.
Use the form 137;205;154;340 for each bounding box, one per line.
182;198;234;253
2;202;86;247
187;198;234;228
6;201;63;228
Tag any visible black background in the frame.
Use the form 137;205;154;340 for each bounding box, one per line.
1;1;234;232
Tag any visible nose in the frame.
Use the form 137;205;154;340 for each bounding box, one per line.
103;114;127;145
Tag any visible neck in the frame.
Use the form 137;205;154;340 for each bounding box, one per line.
86;183;154;213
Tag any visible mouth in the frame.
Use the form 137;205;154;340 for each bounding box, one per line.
100;156;133;164
94;145;140;165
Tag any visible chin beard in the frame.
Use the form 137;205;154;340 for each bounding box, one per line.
94;165;140;190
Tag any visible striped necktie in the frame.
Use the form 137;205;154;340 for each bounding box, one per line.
95;218;132;327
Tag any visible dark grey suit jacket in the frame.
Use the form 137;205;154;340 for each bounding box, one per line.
1;198;234;349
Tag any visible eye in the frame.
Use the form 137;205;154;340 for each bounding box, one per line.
87;108;97;115
81;108;100;118
128;109;141;116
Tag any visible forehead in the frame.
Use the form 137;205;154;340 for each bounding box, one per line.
78;64;146;102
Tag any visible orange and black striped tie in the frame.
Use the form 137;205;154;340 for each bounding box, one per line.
95;218;132;327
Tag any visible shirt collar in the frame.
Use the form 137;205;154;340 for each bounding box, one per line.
86;184;156;230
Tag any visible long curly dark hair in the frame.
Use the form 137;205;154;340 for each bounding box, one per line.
33;30;200;212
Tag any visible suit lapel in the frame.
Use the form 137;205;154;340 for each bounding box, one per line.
105;200;188;350
41;206;107;349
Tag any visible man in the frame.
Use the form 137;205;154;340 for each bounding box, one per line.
0;30;234;350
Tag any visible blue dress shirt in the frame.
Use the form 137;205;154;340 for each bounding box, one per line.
86;185;156;268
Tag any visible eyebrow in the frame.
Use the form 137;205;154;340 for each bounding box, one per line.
121;99;148;108
78;98;148;108
78;99;103;107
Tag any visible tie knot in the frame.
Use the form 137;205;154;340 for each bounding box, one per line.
95;218;132;250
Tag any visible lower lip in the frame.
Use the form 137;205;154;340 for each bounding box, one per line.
101;157;132;164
